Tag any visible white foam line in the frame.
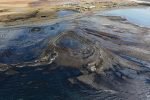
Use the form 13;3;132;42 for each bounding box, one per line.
130;0;150;4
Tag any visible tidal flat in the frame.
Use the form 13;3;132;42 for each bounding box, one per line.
0;0;149;100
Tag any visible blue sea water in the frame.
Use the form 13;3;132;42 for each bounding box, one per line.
0;66;86;100
57;10;78;17
0;21;88;100
102;7;150;28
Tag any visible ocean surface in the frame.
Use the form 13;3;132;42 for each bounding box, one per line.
102;7;150;28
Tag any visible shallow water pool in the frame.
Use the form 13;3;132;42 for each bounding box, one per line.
57;10;78;17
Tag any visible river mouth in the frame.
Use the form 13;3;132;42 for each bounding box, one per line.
101;7;150;28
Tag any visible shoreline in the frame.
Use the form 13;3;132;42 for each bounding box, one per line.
0;1;137;27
